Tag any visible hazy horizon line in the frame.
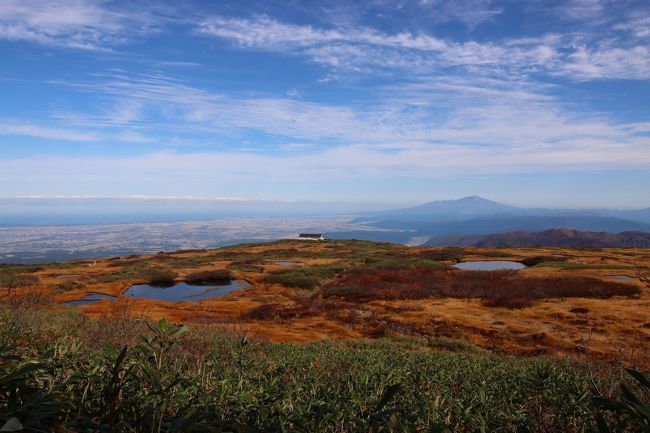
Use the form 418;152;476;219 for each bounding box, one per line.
1;195;649;211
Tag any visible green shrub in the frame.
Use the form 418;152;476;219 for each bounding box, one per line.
419;247;467;262
185;269;233;284
0;306;616;433
144;268;177;286
95;263;151;283
227;260;265;273
0;266;40;297
591;369;650;432
52;280;86;293
265;263;347;289
0;264;43;274
0;344;70;431
96;264;177;284
363;257;447;270
426;337;487;353
0;274;39;291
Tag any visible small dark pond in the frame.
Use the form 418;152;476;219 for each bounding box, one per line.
66;293;116;305
606;275;634;280
274;261;302;265
123;281;249;302
454;261;526;271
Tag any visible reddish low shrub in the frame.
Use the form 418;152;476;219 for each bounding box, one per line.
244;297;345;320
245;302;287;320
419;247;466;262
322;267;640;308
321;267;451;302
521;255;568;267
361;322;387;338
481;275;639;303
324;308;362;324
483;297;535;309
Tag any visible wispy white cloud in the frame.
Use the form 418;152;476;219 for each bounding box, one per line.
560;44;650;79
2;1;647;81
196;15;552;73
29;70;649;168
4;194;248;201
559;0;609;21
0;0;168;50
2;133;649;197
0;121;99;141
624;122;650;133
3;74;650;181
0;0;648;208
51;73;396;143
0;119;158;144
196;14;650;80
2;88;649;201
614;15;650;38
411;0;503;27
197;15;451;52
113;131;158;144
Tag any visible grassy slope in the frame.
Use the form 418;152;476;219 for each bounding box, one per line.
0;307;626;432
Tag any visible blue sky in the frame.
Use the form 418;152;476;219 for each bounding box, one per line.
0;0;649;209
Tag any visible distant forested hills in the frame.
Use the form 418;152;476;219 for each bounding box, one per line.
426;228;650;248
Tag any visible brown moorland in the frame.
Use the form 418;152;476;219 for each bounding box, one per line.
2;239;649;365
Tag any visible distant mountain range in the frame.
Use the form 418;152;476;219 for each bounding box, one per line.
426;228;650;248
362;196;650;224
335;196;650;245
358;196;519;223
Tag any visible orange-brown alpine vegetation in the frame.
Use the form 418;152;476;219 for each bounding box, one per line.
7;240;650;365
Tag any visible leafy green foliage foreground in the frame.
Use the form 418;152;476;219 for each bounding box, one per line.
0;308;648;433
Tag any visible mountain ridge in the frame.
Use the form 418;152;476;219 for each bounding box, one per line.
350;196;650;243
367;196;650;222
426;228;650;248
361;195;519;223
